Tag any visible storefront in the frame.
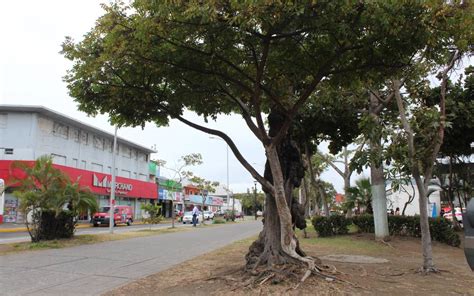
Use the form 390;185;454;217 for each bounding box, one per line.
186;194;224;212
0;160;158;223
157;178;183;218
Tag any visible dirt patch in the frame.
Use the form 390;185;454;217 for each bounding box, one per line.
320;254;389;264
104;231;474;296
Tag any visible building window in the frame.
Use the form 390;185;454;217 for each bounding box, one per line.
80;131;88;145
121;169;131;178
53;122;69;139
92;163;103;173
51;154;66;165
4;148;13;155
122;146;132;158
93;135;104;150
72;129;80;142
105;139;113;152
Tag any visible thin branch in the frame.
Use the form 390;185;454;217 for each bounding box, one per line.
316;150;344;178
425;50;460;182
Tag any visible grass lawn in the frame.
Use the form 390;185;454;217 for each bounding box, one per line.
0;226;189;256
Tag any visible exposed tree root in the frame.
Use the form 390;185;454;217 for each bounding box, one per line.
417;266;440;275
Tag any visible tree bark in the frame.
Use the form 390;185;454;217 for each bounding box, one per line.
246;110;312;269
369;92;390;240
394;79;435;271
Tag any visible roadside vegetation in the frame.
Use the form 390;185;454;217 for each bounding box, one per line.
10;156;98;242
0;227;189;256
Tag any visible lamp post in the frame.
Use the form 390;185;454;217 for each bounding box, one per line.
254;180;258;220
109;126;118;234
209;136;231;219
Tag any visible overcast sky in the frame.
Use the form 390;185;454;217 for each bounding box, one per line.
0;1;365;194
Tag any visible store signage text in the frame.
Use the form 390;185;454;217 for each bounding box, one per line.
93;174;133;193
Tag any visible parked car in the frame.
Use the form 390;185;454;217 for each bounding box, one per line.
182;211;199;224
224;210;243;220
215;209;226;216
92;205;133;227
203;211;214;220
443;207;463;227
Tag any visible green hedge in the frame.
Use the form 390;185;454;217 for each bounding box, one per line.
352;214;460;247
312;215;352;237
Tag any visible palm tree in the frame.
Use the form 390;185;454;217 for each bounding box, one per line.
11;156;98;242
344;178;373;215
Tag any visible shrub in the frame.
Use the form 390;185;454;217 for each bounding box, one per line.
351;214;460;247
312;215;351;237
352;214;374;233
429;217;461;247
213;217;226;224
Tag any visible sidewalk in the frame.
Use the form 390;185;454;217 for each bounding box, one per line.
0;220;261;295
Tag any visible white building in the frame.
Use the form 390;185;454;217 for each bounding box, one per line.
386;180;441;217
0;105;157;223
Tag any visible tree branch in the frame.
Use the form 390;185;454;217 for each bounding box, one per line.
171;113;273;192
316;150;344;178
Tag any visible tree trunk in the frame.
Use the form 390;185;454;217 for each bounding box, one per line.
369;92;389;240
246;110;312;269
416;173;435;271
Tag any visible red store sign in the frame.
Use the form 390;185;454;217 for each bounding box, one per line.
0;160;157;199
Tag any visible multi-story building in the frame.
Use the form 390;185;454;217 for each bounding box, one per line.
0;105;157;223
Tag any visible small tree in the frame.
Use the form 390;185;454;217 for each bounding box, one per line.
189;175;219;224
156;153;203;228
10;156;98;242
344;178;373;215
141;203;163;229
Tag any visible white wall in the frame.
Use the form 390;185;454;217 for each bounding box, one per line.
0;112;36;160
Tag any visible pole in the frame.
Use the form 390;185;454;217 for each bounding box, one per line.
109;126;118;234
254;181;257;220
228;144;234;221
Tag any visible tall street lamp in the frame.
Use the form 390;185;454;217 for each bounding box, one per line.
209;136;231;218
254;180;258;220
109;126;118;234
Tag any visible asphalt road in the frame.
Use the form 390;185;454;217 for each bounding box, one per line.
0;220;262;295
0;222;203;244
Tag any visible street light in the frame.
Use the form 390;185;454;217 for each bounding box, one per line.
109;126;118;234
254;180;258;220
209;136;231;218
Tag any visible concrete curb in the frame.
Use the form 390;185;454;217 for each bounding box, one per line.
0;221;153;233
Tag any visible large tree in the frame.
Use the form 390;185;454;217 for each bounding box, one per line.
62;1;463;276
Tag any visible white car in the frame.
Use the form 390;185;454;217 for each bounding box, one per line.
182;211;199;224
443;207;463;227
203;211;214;220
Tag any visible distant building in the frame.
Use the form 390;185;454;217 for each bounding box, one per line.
386;180;441;217
0;105;157;223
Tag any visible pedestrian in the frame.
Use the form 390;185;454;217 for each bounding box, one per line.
390;209;394;215
395;207;400;216
192;204;199;227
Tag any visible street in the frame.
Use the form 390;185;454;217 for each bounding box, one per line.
0;220;261;295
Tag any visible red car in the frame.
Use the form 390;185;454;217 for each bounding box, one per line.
92;205;133;227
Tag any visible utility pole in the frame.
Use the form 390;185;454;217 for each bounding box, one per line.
254;181;258;220
109;126;118;234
